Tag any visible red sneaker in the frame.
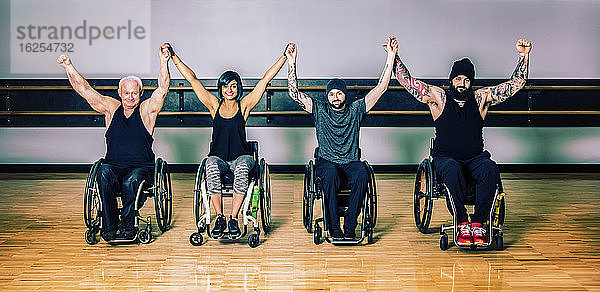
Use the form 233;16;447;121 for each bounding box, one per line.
471;222;487;245
457;222;472;245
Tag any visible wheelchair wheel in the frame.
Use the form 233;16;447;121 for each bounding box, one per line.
440;233;449;250
189;232;203;246
248;233;260;248
84;159;103;230
193;160;208;234
259;158;272;233
302;162;313;233
154;158;172;232
313;224;322;245
84;229;99;245
496;235;504;251
365;161;377;229
138;228;151;244
414;159;434;233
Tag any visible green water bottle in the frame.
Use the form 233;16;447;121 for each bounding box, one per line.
251;186;260;219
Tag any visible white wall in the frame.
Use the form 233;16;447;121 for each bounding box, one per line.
1;0;599;79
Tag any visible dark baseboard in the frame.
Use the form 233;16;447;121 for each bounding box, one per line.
1;164;599;173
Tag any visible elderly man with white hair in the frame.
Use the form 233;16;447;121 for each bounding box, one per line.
57;44;171;242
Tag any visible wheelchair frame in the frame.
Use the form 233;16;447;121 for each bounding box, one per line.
189;141;272;248
413;140;505;250
303;159;377;245
83;158;173;245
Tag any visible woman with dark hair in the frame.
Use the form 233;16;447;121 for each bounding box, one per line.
168;44;289;238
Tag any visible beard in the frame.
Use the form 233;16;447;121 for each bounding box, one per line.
329;100;345;110
448;84;474;102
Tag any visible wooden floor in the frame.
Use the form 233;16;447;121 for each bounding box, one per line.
0;173;599;291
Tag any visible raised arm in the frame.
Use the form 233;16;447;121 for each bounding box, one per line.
140;44;171;133
168;44;220;116
241;47;288;119
57;54;119;116
365;36;397;112
393;49;444;106
476;39;532;107
285;43;313;113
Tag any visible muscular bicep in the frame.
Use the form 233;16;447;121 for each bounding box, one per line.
85;91;118;115
478;78;526;106
145;87;168;115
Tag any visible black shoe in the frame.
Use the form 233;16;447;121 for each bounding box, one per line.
116;229;137;241
101;230;117;242
228;216;241;238
344;230;356;240
331;229;344;240
211;215;227;238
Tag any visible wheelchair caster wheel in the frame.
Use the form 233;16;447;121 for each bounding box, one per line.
189;232;203;246
313;226;322;245
496;236;504;251
85;230;98;245
248;234;260;248
440;233;449;250
138;229;151;244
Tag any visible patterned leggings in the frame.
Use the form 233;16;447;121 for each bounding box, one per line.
205;155;255;195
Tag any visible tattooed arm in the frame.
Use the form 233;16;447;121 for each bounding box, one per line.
364;36;397;112
393;45;446;119
285;43;313;113
476;39;532;109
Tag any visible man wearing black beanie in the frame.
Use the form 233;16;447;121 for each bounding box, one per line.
286;37;398;241
393;39;532;247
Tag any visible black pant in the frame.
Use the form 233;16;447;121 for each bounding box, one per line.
96;163;152;235
433;151;499;224
315;159;368;234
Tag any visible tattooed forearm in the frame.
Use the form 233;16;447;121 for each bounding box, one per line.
394;54;430;102
489;55;528;105
287;62;307;111
511;54;528;81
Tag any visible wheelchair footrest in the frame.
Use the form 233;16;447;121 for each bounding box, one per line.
107;238;138;245
213;232;244;240
330;239;363;245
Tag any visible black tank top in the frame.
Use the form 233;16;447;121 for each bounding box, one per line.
208;101;250;161
433;90;484;160
104;106;155;167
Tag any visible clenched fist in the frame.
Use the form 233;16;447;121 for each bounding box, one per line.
516;39;532;56
382;36;398;55
285;43;297;62
57;53;71;68
159;43;172;62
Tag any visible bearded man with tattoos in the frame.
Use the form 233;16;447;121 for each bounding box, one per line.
393;39;532;245
286;37;397;240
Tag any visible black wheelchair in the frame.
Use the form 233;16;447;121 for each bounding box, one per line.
303;149;377;245
189;141;272;248
413;139;505;250
83;158;173;244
